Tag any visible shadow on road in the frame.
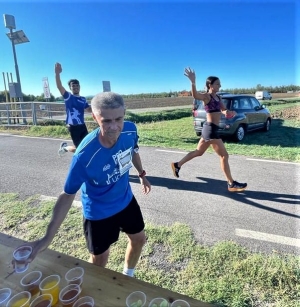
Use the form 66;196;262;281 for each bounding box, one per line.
130;175;300;219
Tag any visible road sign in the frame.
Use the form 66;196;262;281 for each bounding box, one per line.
102;81;111;92
42;77;51;99
8;82;22;98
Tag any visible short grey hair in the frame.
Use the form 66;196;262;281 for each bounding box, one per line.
91;92;125;115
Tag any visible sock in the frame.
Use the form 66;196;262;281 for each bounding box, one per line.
123;267;135;277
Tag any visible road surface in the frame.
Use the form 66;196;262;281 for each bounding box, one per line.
0;133;299;255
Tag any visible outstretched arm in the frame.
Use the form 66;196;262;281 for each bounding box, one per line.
55;62;67;96
184;67;209;103
13;192;76;265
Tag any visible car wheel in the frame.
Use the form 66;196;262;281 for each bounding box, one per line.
234;125;245;142
263;119;271;131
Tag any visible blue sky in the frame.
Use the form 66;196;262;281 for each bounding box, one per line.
0;0;298;98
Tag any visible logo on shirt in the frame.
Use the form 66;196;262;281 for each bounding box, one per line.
103;164;110;172
106;168;120;185
70;108;82;124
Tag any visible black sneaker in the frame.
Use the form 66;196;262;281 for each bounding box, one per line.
228;181;247;192
171;162;180;178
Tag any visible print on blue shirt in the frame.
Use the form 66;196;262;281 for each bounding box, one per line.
63;91;89;125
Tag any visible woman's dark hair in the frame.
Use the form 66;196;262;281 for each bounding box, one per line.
205;76;219;92
68;79;80;87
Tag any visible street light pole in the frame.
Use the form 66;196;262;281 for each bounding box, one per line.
9;28;23;100
3;14;29;124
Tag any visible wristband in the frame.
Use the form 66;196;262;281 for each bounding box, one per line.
139;170;146;178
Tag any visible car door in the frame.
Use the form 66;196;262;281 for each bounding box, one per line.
249;97;266;129
238;97;255;130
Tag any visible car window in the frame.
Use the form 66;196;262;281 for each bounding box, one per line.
249;97;260;108
232;99;239;109
239;98;252;109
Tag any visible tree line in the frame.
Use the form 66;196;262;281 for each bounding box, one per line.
0;84;299;102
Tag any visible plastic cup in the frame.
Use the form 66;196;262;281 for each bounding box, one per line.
64;267;84;287
29;294;53;307
13;246;32;273
148;297;169;307
126;291;146;307
6;291;31;307
39;275;60;306
171;299;190;307
72;296;94;307
0;288;12;306
59;284;81;307
20;271;43;300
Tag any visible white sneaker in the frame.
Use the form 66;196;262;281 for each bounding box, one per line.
58;142;68;157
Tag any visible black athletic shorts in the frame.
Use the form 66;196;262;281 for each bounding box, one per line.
83;196;145;255
67;124;88;148
202;122;220;141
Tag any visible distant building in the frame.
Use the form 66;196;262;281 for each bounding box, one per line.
178;91;191;97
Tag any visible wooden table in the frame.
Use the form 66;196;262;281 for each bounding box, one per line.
0;233;214;307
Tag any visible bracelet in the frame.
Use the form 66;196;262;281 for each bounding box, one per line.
139;170;146;178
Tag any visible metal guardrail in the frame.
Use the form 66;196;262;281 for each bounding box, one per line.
0;101;93;126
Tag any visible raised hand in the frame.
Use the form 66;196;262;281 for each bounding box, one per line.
184;67;196;84
55;62;62;74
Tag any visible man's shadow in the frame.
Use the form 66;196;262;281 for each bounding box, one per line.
130;175;300;219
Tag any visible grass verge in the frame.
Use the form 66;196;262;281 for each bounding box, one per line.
1;193;299;307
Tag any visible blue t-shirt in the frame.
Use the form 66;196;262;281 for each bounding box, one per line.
64;121;139;220
63;91;89;125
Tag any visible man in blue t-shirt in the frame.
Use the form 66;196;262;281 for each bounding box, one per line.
55;62;91;157
14;92;151;278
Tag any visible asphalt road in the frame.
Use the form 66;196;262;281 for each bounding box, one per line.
1;133;299;255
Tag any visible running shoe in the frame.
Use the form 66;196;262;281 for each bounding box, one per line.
171;162;180;178
228;181;247;192
58;142;68;157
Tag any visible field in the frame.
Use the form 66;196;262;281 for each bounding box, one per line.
124;92;300;110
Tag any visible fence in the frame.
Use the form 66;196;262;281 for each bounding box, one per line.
0;101;93;126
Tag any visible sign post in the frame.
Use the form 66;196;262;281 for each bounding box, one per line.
42;77;51;118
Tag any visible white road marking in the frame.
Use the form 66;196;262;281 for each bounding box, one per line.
39;195;81;208
156;149;187;154
156;150;300;166
246;158;299;165
0;133;67;142
235;228;300;247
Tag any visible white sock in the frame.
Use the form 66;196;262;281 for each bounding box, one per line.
123;267;135;277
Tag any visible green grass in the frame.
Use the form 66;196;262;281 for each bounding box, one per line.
135;116;300;162
1;193;300;307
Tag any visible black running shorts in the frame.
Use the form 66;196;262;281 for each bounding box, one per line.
67;124;88;148
83;196;145;255
202;122;220;141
